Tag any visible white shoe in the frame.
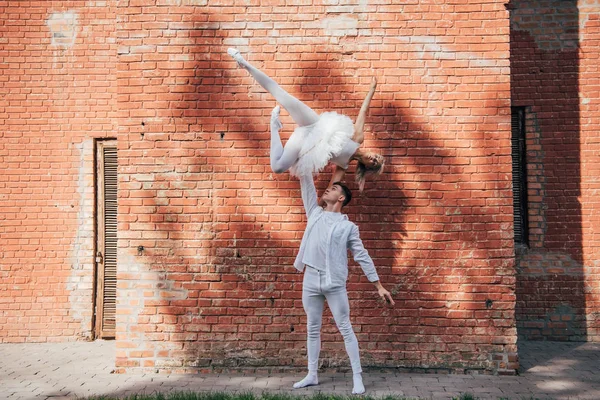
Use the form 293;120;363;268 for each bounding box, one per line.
293;372;319;389
270;105;283;130
227;48;245;68
352;373;365;395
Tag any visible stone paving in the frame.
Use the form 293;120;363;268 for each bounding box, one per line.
1;340;599;400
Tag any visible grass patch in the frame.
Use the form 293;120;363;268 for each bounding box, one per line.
84;391;423;400
84;391;541;400
451;394;477;400
450;395;541;400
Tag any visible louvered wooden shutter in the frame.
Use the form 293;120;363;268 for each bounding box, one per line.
511;107;528;245
95;140;117;338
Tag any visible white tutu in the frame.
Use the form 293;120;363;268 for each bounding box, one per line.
289;111;355;177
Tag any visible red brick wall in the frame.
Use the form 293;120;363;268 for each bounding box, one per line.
580;7;600;342
510;0;600;341
1;1;519;373
115;1;516;373
0;1;118;342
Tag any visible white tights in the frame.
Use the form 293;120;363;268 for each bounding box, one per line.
228;48;319;173
296;267;365;393
303;267;362;369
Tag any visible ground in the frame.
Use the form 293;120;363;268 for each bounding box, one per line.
1;341;599;400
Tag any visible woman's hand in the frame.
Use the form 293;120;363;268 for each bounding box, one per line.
331;165;346;184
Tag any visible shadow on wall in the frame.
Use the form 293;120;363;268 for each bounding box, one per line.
161;30;412;370
117;9;304;369
291;48;515;372
118;19;412;370
211;47;513;372
117;3;515;374
508;0;586;342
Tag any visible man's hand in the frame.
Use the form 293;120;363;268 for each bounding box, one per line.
373;280;395;306
377;286;395;305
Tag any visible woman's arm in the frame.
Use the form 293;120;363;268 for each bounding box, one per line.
352;77;377;145
330;165;346;185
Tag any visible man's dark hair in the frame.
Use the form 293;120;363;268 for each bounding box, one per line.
332;181;352;207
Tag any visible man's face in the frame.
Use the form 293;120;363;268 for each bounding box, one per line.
323;184;345;204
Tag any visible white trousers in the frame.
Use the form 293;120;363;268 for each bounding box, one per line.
302;266;362;374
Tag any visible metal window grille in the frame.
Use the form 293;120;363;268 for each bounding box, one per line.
511;107;529;246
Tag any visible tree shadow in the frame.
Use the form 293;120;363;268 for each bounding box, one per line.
117;2;518;377
115;19;412;371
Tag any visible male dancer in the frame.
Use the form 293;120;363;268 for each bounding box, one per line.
277;110;396;395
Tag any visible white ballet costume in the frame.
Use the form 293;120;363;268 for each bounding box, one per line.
289;112;357;177
330;137;361;170
228;48;358;177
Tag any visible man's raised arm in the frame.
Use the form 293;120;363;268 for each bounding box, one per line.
299;174;319;218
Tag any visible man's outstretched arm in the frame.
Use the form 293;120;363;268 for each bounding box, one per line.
348;224;395;306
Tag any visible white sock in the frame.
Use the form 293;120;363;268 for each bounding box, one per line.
293;371;319;389
271;105;282;131
227;48;247;69
352;373;365;395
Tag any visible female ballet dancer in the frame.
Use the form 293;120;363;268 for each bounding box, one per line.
228;48;384;191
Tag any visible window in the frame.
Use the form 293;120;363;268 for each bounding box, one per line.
511;107;528;246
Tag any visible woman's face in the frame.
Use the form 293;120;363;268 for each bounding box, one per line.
362;153;380;169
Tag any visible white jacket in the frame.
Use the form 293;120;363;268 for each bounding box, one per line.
293;174;380;286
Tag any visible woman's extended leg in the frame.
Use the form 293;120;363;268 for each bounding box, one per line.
352;77;377;145
270;106;303;173
228;48;319;127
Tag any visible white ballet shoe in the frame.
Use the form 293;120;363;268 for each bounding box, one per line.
270;105;283;130
227;48;246;68
352;373;365;395
293;372;319;389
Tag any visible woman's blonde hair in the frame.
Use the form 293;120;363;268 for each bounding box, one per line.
355;153;385;192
